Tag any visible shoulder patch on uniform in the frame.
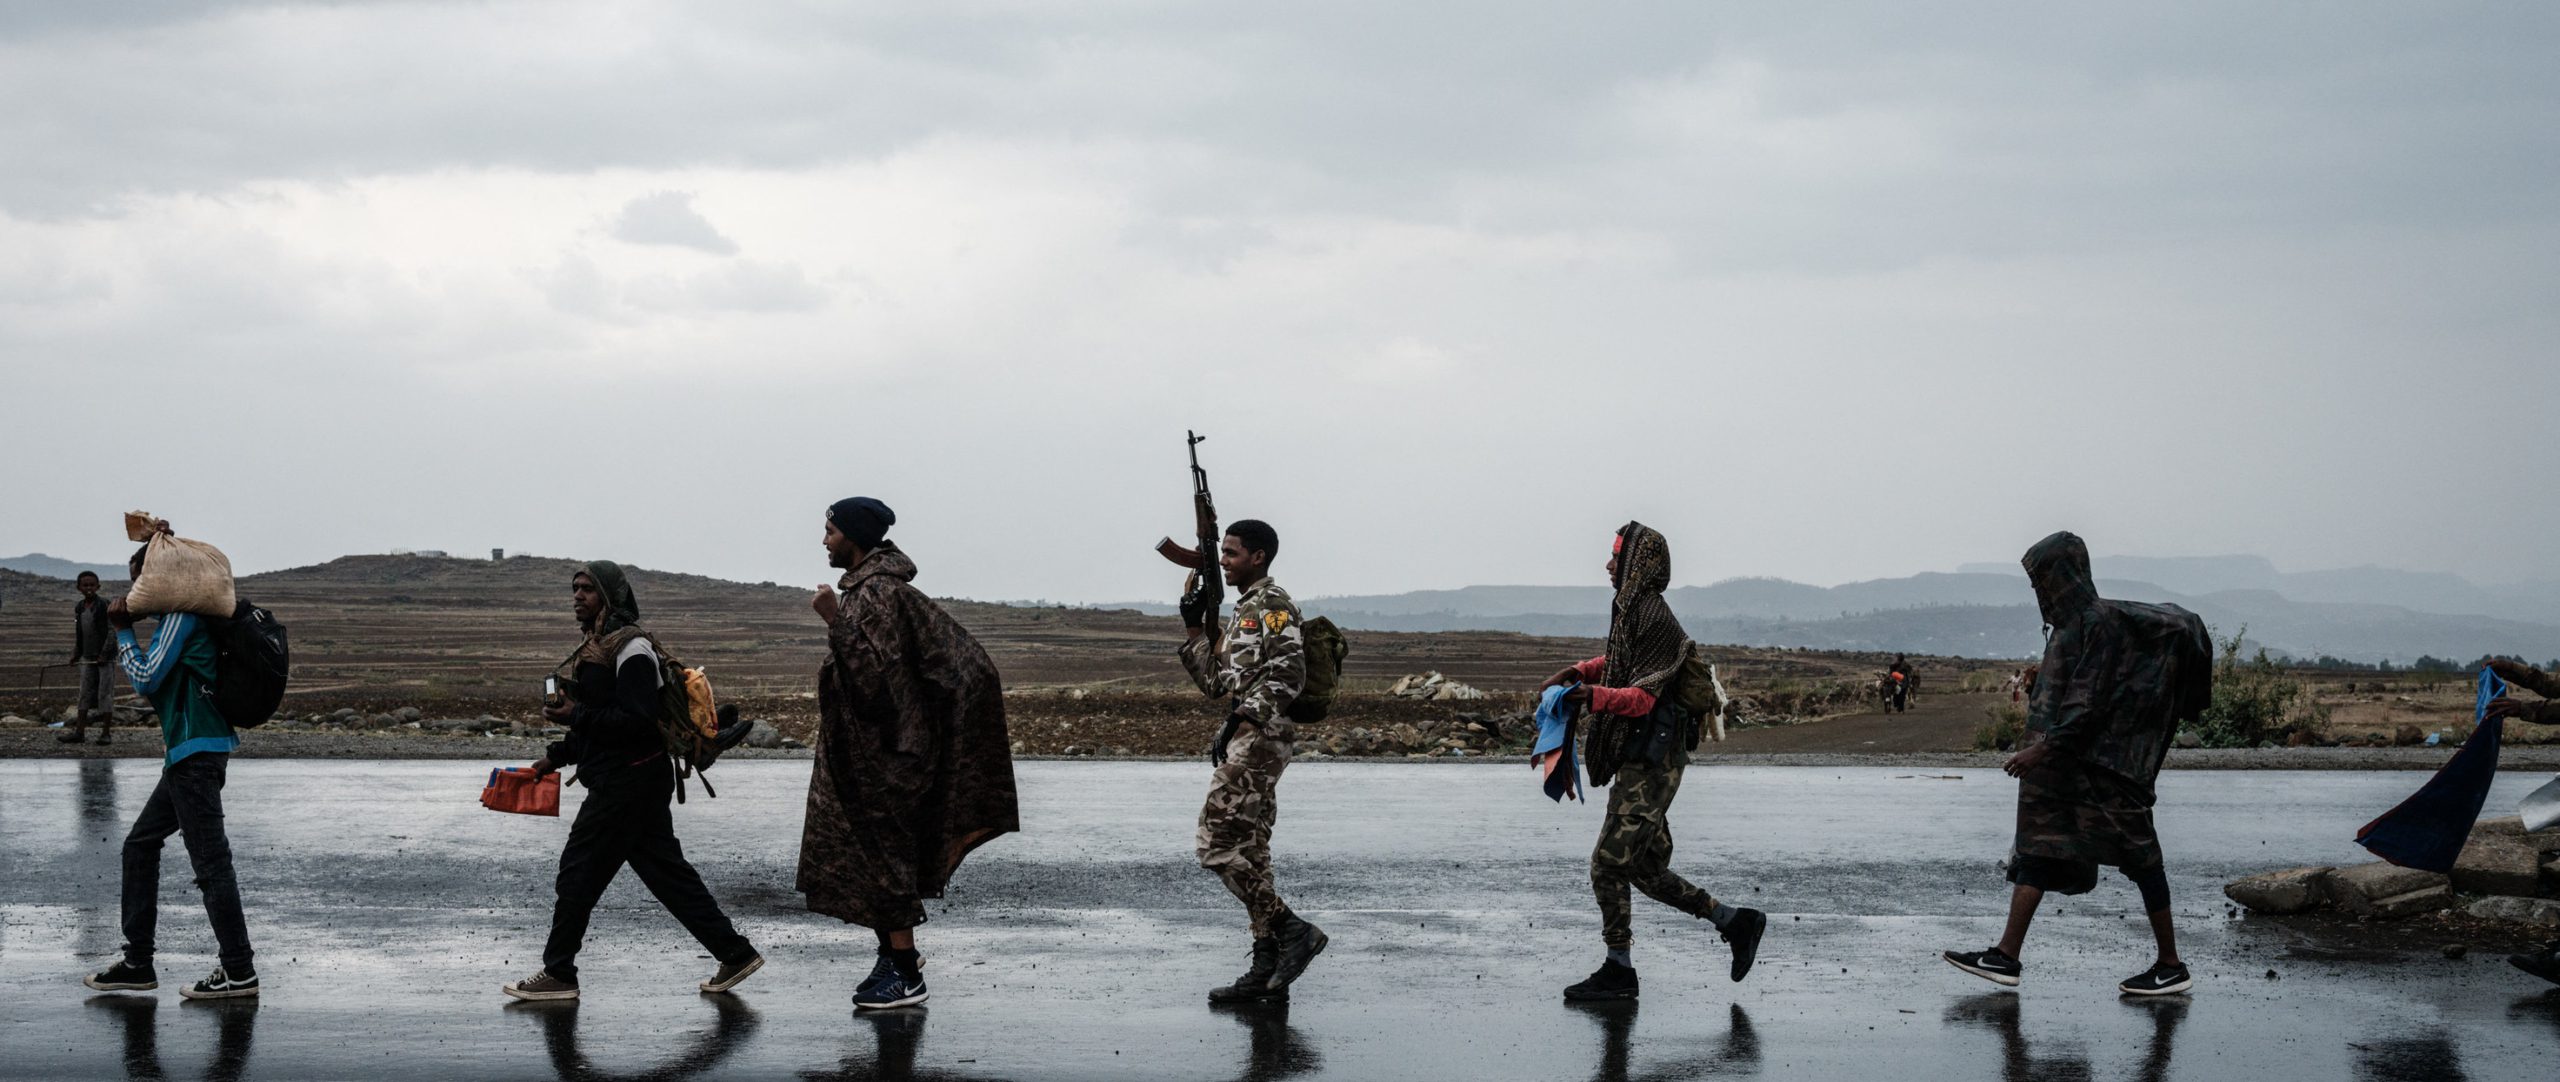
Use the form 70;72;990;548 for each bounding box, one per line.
1262;610;1290;633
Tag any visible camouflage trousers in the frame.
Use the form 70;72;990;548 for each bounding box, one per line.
1591;758;1717;950
1198;722;1294;938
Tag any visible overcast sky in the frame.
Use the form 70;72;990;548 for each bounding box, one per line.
4;2;2554;603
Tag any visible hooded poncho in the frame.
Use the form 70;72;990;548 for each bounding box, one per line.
1583;522;1691;784
2020;531;2213;801
797;542;1020;929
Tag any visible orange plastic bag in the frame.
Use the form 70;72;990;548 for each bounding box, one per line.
480;767;561;817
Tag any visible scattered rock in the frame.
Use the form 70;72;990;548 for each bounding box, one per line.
2442;943;2468;959
2224;866;2334;915
0;714;34;728
2174;731;2203;750
2393;724;2425;747
2463;896;2560;927
394;707;424;724
2475;816;2560;854
779;738;804;750
1387;672;1487;701
744;724;784;750
2327;862;2451;918
2453;835;2542;896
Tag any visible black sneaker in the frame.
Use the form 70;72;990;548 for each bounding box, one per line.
179;966;258;1000
1209;937;1283;1004
1563;960;1639;1001
1720;908;1767;983
83;960;158;992
699;953;764;994
1266;914;1328;992
2118;961;2192;996
1943;947;2022;987
2509;945;2560;988
852;953;928;1010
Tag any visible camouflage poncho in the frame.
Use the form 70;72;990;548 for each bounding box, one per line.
798;543;1019;929
2021;531;2213;801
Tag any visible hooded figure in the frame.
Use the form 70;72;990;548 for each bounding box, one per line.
2018;532;2211;804
798;542;1019;932
1583;522;1690;785
1941;531;2210;997
1546;521;1766;1002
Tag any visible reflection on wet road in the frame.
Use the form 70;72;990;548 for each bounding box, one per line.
5;760;2555;1079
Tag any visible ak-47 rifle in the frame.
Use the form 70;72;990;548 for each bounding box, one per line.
1155;430;1222;621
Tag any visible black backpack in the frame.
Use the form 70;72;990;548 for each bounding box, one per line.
207;599;290;728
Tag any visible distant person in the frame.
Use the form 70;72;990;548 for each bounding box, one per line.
2484;659;2558;725
799;497;1019;1011
2483;660;2560;987
61;571;118;745
1887;654;1914;713
83;523;260;1000
502;562;763;1002
1539;522;1765;1002
1179;518;1326;1003
1943;531;2211;997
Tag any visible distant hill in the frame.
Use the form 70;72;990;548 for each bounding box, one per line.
1955;554;2560;625
0;553;127;582
1300;568;2560;664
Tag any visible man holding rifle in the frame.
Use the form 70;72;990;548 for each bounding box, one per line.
1166;434;1325;1003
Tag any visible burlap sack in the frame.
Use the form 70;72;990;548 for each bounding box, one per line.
124;533;238;617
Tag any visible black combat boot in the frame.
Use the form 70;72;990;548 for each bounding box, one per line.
1563;960;1639;1001
1208;937;1283;1003
1720;907;1767;982
1266;913;1328;991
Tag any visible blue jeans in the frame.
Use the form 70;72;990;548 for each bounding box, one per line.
121;753;255;973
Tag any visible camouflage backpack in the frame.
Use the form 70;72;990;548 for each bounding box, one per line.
1287;616;1349;723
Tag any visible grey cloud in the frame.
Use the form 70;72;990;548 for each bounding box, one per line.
609;191;738;255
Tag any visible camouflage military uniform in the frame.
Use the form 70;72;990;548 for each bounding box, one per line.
1591;758;1720;950
1179;577;1306;937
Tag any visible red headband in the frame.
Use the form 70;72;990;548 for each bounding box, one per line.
1612;534;1624;554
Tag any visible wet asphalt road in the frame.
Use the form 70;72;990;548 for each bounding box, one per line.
4;759;2557;1081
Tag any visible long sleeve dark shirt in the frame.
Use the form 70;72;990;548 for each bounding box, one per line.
545;641;666;785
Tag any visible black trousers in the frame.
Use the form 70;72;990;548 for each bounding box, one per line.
122;753;255;973
543;762;753;982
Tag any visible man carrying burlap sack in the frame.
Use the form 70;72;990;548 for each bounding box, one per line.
82;519;262;1001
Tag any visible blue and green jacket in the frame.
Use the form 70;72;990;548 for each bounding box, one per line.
117;613;235;765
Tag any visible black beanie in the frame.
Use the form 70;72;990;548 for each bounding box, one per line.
828;497;895;548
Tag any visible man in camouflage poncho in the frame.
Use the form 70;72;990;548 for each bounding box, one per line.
800;497;1019;1011
1179;518;1327;1003
1944;531;2211;997
1543;522;1765;1002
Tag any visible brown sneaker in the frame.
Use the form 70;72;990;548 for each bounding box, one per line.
699;953;764;994
502;971;579;1001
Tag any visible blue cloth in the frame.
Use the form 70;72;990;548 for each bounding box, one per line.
1533;684;1582;803
2356;668;2509;872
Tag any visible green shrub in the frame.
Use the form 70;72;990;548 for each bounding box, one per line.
2192;628;2329;748
1975;702;2026;751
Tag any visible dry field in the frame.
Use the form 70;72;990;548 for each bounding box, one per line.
1;554;2019;756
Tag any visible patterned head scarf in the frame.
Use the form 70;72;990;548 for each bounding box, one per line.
2021;531;2098;631
577;560;642;643
1603;521;1689;692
